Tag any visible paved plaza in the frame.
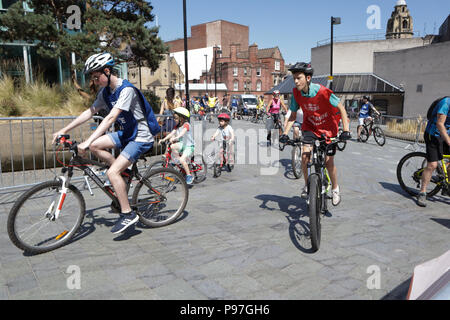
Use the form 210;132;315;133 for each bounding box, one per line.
0;118;449;300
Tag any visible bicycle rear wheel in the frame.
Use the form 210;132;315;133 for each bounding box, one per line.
132;167;188;227
336;129;347;151
396;152;442;197
7;180;86;254
291;145;303;179
373;127;386;146
307;174;321;252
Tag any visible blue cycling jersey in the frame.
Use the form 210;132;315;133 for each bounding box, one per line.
425;97;450;138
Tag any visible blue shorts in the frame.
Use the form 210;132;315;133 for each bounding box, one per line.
108;132;153;163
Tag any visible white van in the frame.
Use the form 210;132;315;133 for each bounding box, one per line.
241;94;258;110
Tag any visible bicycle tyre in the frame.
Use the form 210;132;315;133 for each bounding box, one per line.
192;154;207;183
291;145;303;179
360;126;369;142
132;167;188;228
336;129;347;151
373;127;386;146
308;174;321;252
396;152;442;197
7;180;86;254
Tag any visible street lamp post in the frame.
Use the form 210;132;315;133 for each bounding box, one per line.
214;46;222;98
204;54;208;95
330;16;341;90
183;0;190;109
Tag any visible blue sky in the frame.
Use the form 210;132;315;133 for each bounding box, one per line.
151;0;450;64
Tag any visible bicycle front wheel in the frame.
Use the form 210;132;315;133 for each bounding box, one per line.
132;167;188;228
7;180;86;254
396;152;442;197
291;145;303;179
308;174;321;252
191;154;207;183
373;127;386;146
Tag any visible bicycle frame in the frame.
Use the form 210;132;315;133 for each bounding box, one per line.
307;140;335;211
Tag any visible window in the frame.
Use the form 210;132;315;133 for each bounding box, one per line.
243;67;247;76
233;67;238;76
275;60;280;71
256;67;261;77
233;80;239;91
416;84;423;93
256;80;262;91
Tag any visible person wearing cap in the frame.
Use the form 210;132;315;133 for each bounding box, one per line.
211;113;235;166
51;53;159;234
159;107;195;184
357;96;380;142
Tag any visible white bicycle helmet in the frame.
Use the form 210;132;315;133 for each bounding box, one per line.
83;52;115;74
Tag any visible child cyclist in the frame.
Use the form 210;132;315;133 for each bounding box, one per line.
159;107;195;184
211;113;235;165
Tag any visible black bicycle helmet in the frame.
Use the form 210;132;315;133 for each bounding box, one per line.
288;62;314;76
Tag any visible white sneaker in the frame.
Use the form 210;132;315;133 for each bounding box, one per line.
301;186;308;199
332;187;341;206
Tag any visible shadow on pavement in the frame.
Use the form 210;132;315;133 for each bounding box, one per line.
255;193;317;254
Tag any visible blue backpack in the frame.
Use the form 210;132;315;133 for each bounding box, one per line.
103;80;161;139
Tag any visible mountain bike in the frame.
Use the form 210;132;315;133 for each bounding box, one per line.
7;135;188;254
282;134;342;252
212;139;235;178
359;115;386;146
397;152;450;197
147;141;207;184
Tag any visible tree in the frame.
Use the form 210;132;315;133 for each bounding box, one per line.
0;0;167;83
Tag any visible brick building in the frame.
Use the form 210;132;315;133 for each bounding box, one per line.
166;19;285;103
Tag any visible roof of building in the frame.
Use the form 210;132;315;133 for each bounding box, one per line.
236;47;280;59
266;73;405;95
175;83;228;91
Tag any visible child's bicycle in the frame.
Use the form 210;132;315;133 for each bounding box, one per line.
211;139;235;178
281;134;344;252
147;141;207;184
7;135;188;254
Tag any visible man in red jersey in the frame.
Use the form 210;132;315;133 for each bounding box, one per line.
281;62;351;206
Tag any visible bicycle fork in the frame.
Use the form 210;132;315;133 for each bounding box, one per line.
49;176;69;221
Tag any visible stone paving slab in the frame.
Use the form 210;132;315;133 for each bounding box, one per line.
0;119;449;300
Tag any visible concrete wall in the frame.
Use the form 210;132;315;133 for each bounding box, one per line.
374;41;450;117
311;37;429;75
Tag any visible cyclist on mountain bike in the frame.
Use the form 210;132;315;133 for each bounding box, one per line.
417;97;450;207
266;90;288;146
51;52;158;234
280;62;351;206
357;96;380;142
159;107;195;185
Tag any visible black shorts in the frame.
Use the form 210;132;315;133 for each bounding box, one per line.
302;131;337;157
424;133;450;162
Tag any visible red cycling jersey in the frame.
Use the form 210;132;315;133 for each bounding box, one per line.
292;85;341;139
